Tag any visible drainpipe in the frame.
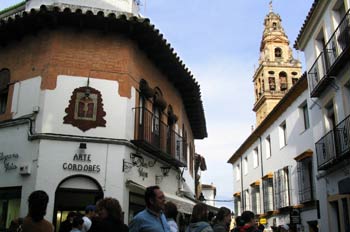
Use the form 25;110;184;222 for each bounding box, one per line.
240;156;244;211
259;136;264;178
259;136;264;214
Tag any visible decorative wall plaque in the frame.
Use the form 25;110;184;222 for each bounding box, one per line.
64;86;106;131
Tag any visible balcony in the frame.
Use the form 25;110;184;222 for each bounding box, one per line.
131;107;187;167
316;114;350;170
308;9;350;97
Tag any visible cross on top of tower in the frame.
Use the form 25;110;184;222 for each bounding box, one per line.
269;0;273;13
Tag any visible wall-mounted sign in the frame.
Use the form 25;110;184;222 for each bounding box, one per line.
290;208;301;225
63;153;100;173
63;86;106;132
0;152;18;171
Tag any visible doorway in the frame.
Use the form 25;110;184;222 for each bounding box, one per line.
53;175;103;232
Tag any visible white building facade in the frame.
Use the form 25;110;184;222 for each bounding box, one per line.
295;0;350;231
0;1;207;231
228;75;319;231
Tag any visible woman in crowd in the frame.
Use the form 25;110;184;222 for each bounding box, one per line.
212;207;231;232
89;197;128;232
186;203;213;232
165;201;179;232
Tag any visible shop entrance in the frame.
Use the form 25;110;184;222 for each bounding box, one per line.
53;175;103;232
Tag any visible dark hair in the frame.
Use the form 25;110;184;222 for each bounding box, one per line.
85;205;96;214
28;190;49;222
67;211;76;220
241;211;255;224
164;201;178;220
96;197;122;224
235;216;245;227
145;186;160;207
72;215;84;228
215;207;231;222
191;203;208;223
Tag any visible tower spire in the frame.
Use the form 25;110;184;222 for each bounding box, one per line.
269;0;273;13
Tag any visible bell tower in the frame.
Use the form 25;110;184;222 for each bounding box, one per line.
253;2;302;125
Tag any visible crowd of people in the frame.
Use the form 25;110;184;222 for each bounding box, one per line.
7;186;290;232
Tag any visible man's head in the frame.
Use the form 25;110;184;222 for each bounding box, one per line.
28;190;49;222
145;186;165;213
85;205;96;218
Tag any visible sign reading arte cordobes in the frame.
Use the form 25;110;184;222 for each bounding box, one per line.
0;152;18;171
63;153;101;173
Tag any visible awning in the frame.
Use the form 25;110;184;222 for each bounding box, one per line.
164;193;195;214
125;180;195;214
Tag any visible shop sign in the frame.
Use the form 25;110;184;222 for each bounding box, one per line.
290;208;301;225
63;153;100;173
0;152;18;171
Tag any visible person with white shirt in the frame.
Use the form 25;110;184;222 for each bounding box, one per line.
81;205;96;232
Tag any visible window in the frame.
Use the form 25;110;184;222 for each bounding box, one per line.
0;69;10;114
272;22;277;30
301;102;310;130
265;136;272;159
251;185;261;215
279;121;287;147
275;47;282;58
253;147;259;168
236;164;241;181
332;0;346;29
269;77;276;91
274;167;290;209
325;101;336;131
243;157;248;175
0;187;21;231
234;195;242;216
279;72;288;91
297;157;314;203
243;189;250;211
138;96;145;125
189;143;194;177
328;194;350;232
262;177;274;212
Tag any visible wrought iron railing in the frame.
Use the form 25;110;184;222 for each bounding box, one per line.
315;114;350;170
133;107;187;166
334;114;350;157
308;51;327;94
308;9;350;96
315;130;336;169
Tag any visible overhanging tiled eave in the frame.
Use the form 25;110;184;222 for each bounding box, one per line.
0;5;207;139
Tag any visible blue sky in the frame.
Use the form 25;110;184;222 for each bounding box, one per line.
0;0;314;210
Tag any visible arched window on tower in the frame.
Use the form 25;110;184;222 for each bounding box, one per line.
279;72;288;91
0;69;10;114
269;77;276;91
275;47;282;59
273;22;277;30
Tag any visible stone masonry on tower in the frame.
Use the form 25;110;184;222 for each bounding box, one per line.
253;5;302;125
